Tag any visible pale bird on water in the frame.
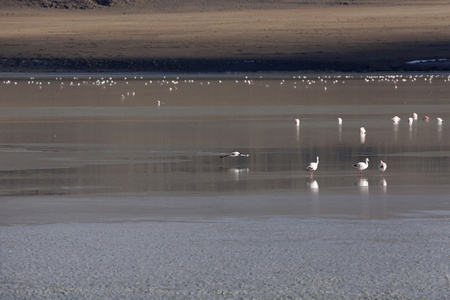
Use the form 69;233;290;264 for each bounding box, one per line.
360;127;366;135
220;151;250;158
391;116;401;123
378;160;387;174
353;158;369;175
306;156;319;177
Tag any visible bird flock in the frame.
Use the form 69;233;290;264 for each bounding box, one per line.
222;109;445;179
2;73;447;183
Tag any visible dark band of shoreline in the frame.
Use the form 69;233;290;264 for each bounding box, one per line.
1;56;449;73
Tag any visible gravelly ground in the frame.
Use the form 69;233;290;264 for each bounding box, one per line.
1;218;449;299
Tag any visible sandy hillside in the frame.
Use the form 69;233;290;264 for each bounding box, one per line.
0;0;449;72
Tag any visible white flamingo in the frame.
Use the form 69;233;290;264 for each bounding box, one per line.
295;119;300;126
408;117;413;124
391;116;401;123
360;127;366;135
378;160;387;174
353;158;369;175
338;118;343;125
437;117;443;124
410;113;418;120
220;151;250;158
306;156;319;177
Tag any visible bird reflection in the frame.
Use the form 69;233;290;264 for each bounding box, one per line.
354;177;369;193
227;168;249;182
307;177;319;193
437;123;443;142
379;178;387;193
360;132;366;144
338;123;342;142
393;123;399;142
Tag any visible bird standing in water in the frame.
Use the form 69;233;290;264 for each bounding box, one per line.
306;156;319;177
378;160;387;174
353;158;369;175
220;151;250;158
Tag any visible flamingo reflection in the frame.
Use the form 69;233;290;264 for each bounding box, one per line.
227;168;249;182
307;178;319;193
354;177;369;194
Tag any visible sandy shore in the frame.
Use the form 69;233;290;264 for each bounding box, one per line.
1;218;449;299
1;1;449;72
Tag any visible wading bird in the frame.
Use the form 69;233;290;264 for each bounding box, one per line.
220;151;250;158
378;160;387;174
360;127;366;135
306;156;319;177
391;116;401;123
353;158;369;175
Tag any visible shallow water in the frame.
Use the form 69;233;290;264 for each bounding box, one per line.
0;73;449;224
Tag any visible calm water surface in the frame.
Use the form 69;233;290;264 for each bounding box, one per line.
1;73;449;224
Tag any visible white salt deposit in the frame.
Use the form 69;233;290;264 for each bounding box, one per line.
1;218;449;299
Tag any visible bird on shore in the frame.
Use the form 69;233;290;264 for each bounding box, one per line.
378;160;387;174
353;158;369;175
220;151;250;158
306;156;319;177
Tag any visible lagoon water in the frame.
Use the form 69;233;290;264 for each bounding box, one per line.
2;73;450;299
0;73;449;224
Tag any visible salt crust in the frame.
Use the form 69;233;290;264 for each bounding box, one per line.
1;218;449;299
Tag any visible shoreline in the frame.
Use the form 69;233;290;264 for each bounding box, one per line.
2;57;449;74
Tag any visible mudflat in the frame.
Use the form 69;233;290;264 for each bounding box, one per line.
0;1;449;72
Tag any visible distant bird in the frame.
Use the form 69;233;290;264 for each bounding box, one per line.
295;118;300;126
391;116;401;123
338;118;343;125
423;116;430;121
410;113;418;120
408;117;413;124
360;127;366;135
220;151;250;158
353;158;369;175
306;156;319;177
437;117;443;124
378;160;387;174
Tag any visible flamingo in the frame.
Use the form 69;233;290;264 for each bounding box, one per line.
378;160;387;174
360;127;366;135
437;117;443;124
306;156;319;177
410;113;418;120
408;117;413;124
338;118;343;125
295;119;300;126
353;158;369;175
423;116;430;121
220;151;250;158
391;116;401;123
